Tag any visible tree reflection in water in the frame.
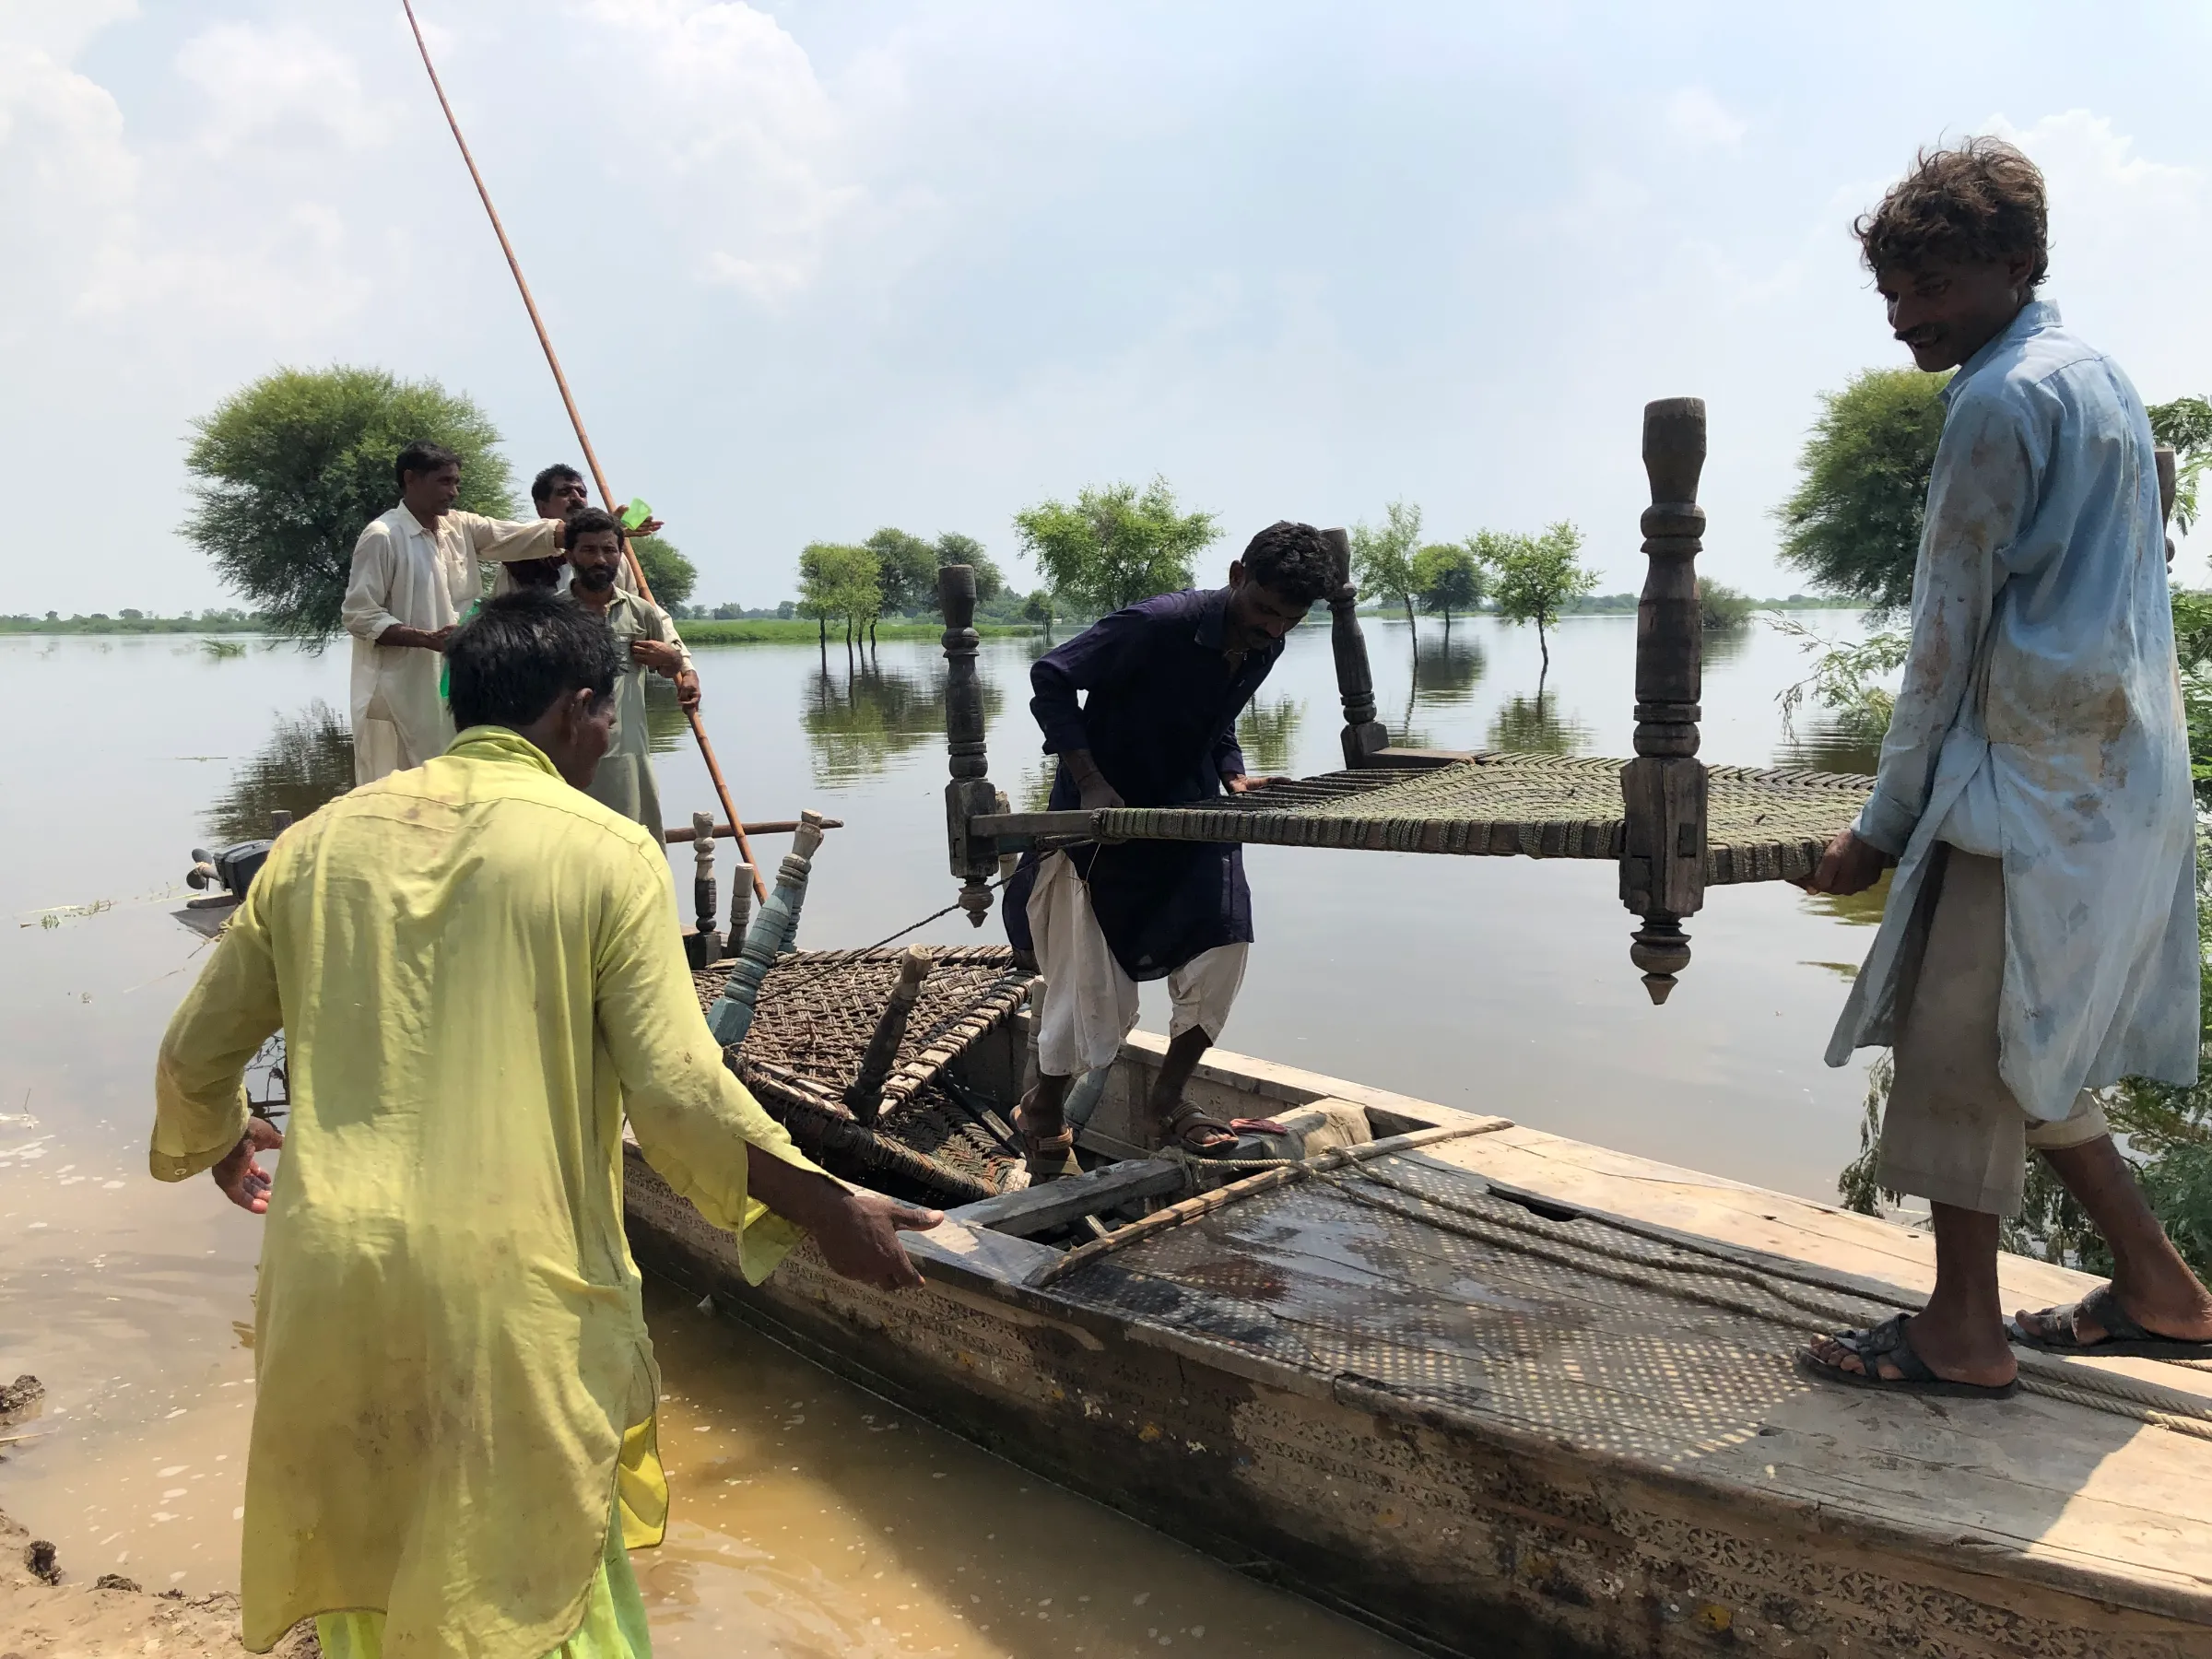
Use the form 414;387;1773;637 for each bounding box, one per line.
1391;626;1485;747
1487;691;1592;756
205;700;357;841
1237;696;1304;777
803;659;1003;786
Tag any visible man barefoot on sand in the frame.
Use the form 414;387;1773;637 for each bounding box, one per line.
1802;138;2212;1396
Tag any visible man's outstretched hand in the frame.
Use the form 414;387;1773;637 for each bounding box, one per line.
1799;827;1890;897
214;1117;284;1215
1224;773;1293;794
746;1146;940;1290
808;1189;942;1289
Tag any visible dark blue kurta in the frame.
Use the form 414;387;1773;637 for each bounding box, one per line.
1003;588;1286;980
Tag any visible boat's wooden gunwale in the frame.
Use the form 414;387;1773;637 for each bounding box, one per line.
627;1031;2212;1657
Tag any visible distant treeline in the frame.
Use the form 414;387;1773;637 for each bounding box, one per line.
1567;593;1863;615
2;609;273;634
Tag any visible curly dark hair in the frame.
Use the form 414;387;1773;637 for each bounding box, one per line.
1855;137;2048;287
1239;520;1335;607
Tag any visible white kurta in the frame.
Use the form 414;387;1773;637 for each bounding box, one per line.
1826;301;2200;1119
340;506;557;782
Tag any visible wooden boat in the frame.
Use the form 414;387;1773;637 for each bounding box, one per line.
627;396;2212;1654
625;1007;2212;1659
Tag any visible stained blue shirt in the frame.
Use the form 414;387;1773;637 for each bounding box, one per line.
1827;300;2199;1115
1005;587;1286;978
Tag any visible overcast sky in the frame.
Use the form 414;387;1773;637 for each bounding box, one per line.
7;0;2212;616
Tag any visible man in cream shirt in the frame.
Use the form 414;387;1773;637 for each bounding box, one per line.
341;441;565;782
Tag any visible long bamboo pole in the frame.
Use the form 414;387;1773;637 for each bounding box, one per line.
400;0;768;901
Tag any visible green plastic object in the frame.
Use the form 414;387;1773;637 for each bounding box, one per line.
620;498;652;531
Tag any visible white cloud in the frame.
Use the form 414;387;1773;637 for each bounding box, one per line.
0;45;138;335
0;0;137;62
1665;87;1747;149
572;0;884;300
176;23;389;158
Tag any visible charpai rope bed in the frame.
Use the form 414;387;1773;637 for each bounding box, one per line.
1085;755;1873;886
933;397;1888;1000
694;945;1036;1206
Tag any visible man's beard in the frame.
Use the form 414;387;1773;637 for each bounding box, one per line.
574;566;617;594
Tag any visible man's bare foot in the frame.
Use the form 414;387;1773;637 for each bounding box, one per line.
1806;1310;2016;1389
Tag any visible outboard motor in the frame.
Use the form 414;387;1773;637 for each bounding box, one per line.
186;809;293;900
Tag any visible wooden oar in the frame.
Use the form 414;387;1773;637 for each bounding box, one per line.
400;0;768;902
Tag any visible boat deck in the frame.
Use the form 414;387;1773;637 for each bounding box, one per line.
1045;1118;2212;1626
629;1026;2212;1655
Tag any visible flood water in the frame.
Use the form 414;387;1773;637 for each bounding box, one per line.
0;608;1881;1652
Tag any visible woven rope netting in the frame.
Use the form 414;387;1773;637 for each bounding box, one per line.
1092;753;1873;885
694;946;1035;1206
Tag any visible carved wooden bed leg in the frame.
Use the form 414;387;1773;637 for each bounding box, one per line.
706;812;827;1045
939;564;1001;925
1620;397;1709;1005
685;809;722;969
2158;444;2179;565
845;945;934;1126
1324;526;1391;769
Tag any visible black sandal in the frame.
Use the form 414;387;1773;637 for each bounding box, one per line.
2007;1283;2212;1359
1798;1313;2020;1399
1161;1101;1239;1159
1011;1096;1081;1183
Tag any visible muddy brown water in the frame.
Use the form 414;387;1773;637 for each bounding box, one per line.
0;613;1881;1652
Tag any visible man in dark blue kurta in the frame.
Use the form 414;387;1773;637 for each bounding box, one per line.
1005;522;1337;1178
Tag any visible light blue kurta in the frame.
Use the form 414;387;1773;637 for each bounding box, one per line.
1826;300;2199;1120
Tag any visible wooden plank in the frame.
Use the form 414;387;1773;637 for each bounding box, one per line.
971;809;1097;838
946;1158;1186;1237
901;1218;1061;1288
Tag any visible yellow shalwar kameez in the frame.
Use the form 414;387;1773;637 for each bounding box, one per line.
151;726;819;1659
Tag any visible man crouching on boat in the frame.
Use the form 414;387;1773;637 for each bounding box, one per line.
1002;521;1335;1179
1802;138;2212;1396
149;591;939;1659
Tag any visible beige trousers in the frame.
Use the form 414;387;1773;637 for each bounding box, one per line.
1877;849;2110;1217
1026;851;1248;1078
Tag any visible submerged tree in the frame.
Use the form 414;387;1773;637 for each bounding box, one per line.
796;542;881;653
1698;577;1755;631
1349;500;1423;629
1412;540;1484;629
183;367;517;641
1483;521;1597;677
1014;477;1218;615
1773;367;1949;617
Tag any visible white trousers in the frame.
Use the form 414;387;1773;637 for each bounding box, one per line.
1026;850;1248;1078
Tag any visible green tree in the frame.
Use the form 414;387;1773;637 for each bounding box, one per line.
1774;367;1950;617
796;542;881;652
1411;540;1483;629
865;528;939;616
630;534;696;608
1350;500;1422;629
1698;577;1755;631
1483;521;1597;675
183;366;517;641
2148;395;2212;534
933;533;1005;605
1014;477;1218;614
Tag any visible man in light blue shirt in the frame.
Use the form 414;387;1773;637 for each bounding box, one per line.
1803;139;2212;1395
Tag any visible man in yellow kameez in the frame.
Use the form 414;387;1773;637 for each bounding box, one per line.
151;591;938;1659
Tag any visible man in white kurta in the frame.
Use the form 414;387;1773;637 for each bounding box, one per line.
341;441;559;782
1802;138;2212;1398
